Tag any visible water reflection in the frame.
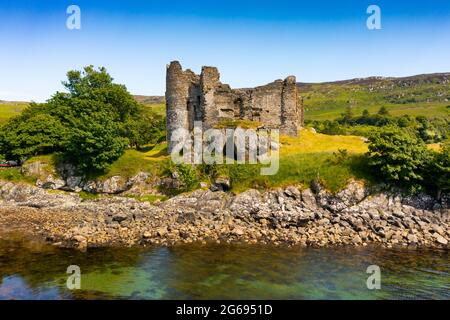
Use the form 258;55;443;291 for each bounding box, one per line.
0;238;448;300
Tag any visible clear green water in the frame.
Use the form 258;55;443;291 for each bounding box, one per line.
0;238;448;300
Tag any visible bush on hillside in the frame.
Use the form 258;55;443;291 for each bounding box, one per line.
367;127;432;192
424;142;450;197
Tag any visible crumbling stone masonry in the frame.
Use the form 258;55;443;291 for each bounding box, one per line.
166;61;304;151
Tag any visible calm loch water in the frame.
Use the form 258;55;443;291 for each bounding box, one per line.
0;238;448;300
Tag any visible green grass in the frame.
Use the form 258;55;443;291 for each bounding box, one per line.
98;129;370;194
0;168;36;183
280;129;367;154
0;130;375;195
0;102;28;123
302;80;450;121
223;152;371;193
23;154;60;180
79;191;101;201
215;129;370;193
0;154;60;184
92;143;168;181
125;194;168;203
143;103;165;117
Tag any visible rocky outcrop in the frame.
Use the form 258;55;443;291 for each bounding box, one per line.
36;175;65;190
23;160;158;195
0;180;448;250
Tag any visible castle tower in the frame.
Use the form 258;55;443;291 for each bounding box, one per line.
280;76;300;136
165;61;303;152
166;61;190;153
200;66;220;130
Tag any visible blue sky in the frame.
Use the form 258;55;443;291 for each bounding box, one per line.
1;0;450;101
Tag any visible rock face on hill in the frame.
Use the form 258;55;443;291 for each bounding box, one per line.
20;161;158;195
0;180;448;250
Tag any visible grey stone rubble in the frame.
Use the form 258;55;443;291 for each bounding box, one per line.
0;180;448;250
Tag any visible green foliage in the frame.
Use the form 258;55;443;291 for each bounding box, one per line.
340;106;354;124
331;149;349;164
0;113;66;159
378;106;389;116
425;142;450;195
79;191;101;201
367;127;431;191
308;113;449;144
162;162;199;193
197;163;221;181
415;116;449;143
0;66;165;173
302;76;450;121
124;107;165;149
63;107;128;172
62;65;139;122
219;152;371;193
0;168;34;183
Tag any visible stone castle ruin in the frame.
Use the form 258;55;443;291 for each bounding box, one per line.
165;61;303;151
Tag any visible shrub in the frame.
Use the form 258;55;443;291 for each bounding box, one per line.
162;161;199;193
367;126;431;192
425;142;450;197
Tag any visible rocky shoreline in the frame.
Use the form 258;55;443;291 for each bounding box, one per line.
0;180;448;250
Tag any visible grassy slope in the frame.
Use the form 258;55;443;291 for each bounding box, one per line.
224;129;369;192
99;129;370;193
95;142;168;180
142;103;165;117
2;129;369;193
301;74;450;121
0;101;28;123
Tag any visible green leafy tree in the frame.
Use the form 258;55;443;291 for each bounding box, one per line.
377;106;390;116
367;126;430;191
340;105;354;124
425;142;450;198
62;101;128;172
0;66;165;173
62;66;140;122
124;107;165;149
397;115;414;128
0;113;66;160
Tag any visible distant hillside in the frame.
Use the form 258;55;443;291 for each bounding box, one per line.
1;72;449;123
133;95;165;105
0;101;28;123
133;96;165;116
298;73;450;121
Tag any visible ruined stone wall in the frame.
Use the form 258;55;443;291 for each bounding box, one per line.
166;61;303;151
